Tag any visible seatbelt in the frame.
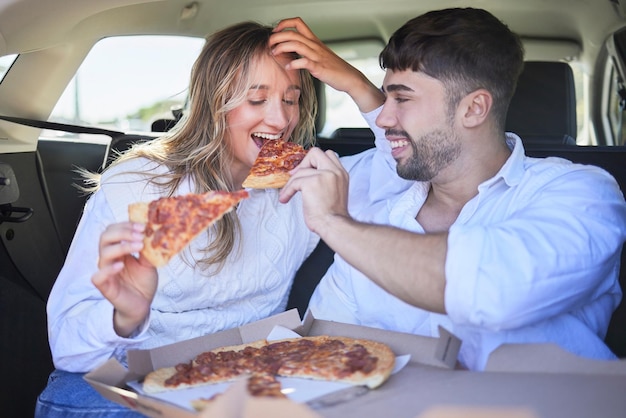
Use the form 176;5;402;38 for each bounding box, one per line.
0;115;124;138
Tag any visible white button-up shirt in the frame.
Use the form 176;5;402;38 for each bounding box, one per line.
312;127;626;371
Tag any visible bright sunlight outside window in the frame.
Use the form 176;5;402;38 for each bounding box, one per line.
49;36;205;136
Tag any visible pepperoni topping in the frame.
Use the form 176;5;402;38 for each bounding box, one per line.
145;190;248;253
250;140;307;176
163;337;379;388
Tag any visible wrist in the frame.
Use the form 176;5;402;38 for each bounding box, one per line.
348;74;384;113
315;213;353;244
113;308;147;338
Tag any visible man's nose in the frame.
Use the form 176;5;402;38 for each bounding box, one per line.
375;101;395;130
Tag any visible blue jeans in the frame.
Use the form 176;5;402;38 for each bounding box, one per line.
35;369;144;418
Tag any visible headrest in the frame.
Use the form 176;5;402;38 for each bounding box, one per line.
505;61;577;146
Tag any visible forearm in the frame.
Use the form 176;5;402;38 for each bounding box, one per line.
343;70;385;113
318;214;448;313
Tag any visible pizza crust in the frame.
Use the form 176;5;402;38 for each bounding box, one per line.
128;201;149;224
128;201;169;267
242;172;291;189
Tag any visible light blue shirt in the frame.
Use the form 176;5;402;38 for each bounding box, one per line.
313;129;626;371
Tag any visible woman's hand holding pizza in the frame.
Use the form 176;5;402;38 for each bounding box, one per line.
279;148;350;236
270;17;384;112
91;221;157;338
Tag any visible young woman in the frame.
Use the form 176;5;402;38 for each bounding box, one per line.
35;21;320;417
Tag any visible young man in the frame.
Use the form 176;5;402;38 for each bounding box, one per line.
276;8;626;371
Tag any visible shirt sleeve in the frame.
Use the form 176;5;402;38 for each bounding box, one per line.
445;164;626;331
363;106;385;142
47;190;150;372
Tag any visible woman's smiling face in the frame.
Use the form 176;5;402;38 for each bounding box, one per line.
226;52;302;187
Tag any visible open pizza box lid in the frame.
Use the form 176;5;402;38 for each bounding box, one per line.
84;308;461;417
484;342;626;375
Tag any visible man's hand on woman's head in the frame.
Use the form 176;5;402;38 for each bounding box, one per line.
270;17;383;112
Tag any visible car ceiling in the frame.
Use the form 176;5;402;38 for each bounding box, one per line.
0;0;623;56
0;0;625;151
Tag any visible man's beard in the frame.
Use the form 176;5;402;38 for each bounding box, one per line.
396;126;461;182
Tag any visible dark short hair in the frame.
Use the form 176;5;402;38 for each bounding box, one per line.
380;8;524;130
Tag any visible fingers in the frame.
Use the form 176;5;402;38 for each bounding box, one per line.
272;17;315;37
97;222;144;269
91;261;123;299
93;221;144;299
279;148;350;235
271;19;376;107
270;17;329;72
270;29;325;74
278;148;344;203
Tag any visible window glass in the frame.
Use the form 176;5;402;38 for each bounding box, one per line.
48;36;591;145
319;42;589;145
49;36;205;134
607;66;619;143
0;54;18;83
570;61;591;145
320;40;386;137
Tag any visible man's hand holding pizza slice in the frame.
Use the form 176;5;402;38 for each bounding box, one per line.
279;147;350;236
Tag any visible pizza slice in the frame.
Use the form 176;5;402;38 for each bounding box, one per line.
190;374;285;412
241;139;308;189
128;190;249;267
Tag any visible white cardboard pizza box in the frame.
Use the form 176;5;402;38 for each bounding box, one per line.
84;308;461;418
484;342;626;374
85;309;626;418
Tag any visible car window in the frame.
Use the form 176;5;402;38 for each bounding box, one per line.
320;39;386;137
49;35;385;140
570;62;591;145
49;36;205;135
321;41;591;145
47;36;589;144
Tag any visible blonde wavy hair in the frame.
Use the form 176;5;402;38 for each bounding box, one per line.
87;21;317;270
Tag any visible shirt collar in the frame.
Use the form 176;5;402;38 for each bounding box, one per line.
365;134;413;203
478;132;526;190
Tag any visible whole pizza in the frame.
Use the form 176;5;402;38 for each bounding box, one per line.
142;335;396;399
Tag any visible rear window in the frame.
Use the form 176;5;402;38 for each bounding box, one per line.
47;36;588;144
49;36;204;135
320;39;386;137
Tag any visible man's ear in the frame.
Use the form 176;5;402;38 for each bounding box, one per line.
460;89;492;128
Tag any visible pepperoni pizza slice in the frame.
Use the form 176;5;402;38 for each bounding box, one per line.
128;190;249;267
242;139;308;189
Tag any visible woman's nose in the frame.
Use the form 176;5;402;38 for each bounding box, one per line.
265;99;290;128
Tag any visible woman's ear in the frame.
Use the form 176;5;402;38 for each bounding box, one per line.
460;89;492;128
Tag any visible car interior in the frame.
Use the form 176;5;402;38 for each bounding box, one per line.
1;0;626;417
